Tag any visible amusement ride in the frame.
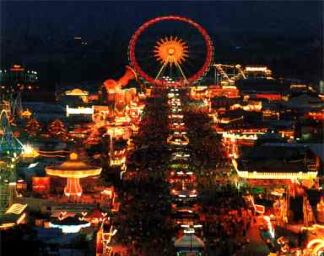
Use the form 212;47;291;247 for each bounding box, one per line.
129;15;214;86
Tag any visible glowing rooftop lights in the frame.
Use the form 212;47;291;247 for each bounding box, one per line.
20;144;39;158
171;108;182;113
21;109;32;118
49;222;91;233
65;88;89;96
109;156;126;167
45;152;102;198
168;114;184;119
167;134;190;146
245;66;268;72
66;106;93;117
233;164;318;180
305;239;324;256
173;131;187;135
184;228;195;234
5;203;28;215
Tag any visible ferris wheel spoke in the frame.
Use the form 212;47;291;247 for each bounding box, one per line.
155;61;169;80
174;62;188;82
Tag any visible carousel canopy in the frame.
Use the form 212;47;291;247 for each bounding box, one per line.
64;88;89;96
45;152;102;178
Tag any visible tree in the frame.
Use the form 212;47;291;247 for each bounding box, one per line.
25;118;42;137
48;119;67;140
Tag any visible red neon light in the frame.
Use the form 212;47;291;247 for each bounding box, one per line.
255;94;282;101
254;204;265;214
32;177;50;193
306;112;324;121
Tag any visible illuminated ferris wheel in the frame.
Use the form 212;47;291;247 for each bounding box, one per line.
129;15;214;86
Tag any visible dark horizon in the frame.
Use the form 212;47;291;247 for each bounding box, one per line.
0;1;323;86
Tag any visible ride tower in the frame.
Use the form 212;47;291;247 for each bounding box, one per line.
0;110;22;215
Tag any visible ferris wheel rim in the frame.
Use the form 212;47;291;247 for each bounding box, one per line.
128;15;214;85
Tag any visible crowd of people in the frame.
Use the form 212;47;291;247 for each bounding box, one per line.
202;186;254;255
182;95;258;255
113;90;175;255
111;88;267;255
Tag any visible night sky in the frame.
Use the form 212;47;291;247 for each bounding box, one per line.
0;1;323;86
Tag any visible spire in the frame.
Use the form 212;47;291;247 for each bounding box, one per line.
0;110;23;156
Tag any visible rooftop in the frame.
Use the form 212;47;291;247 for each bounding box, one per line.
236;78;289;94
237;144;316;173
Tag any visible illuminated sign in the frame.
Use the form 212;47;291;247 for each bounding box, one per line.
245;66;268;72
49;222;90;233
66;105;94;117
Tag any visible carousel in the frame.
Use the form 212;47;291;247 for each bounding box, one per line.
45;152;102;199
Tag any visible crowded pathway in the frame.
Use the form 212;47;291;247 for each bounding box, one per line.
114;89;175;255
111;87;270;255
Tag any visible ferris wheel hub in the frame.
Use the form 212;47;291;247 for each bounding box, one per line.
154;36;188;65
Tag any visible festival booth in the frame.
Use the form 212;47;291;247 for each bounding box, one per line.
0;203;28;230
233;143;320;226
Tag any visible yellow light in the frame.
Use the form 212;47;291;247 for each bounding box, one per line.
5;203;28;215
70;152;78;160
306;238;324;255
65;88;89;96
16;213;26;225
21;144;39;158
154;36;188;65
245;66;268;72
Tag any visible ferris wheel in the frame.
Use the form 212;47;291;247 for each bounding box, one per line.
129;15;214;86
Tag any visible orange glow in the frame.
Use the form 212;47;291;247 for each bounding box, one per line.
103;79;119;94
21;109;32;118
32;177;50;194
208;85;240;98
306;111;324;121
254;204;265;214
255;94;282;101
118;66;137;87
70;152;78;160
65;88;89;96
64;177;82;197
45;153;102;197
306;239;324;255
317;197;324;223
10;64;25;72
154;36;188;65
45;167;101;178
103;66;137;97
